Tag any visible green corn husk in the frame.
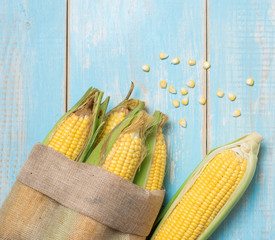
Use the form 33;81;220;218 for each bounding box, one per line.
151;132;263;240
133;111;168;189
42;87;109;162
79;96;110;162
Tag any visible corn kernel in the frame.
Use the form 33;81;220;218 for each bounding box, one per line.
216;90;224;98
159;52;169;60
171;57;180;65
181;97;189;105
179;118;187;128
246;78;254;86
203;61;211;69
142;65;150;72
232;109;241;117
160;80;167;89
188;59;196;66
180;87;188;95
168;86;177;94
228;93;236;101
186;80;195;88
199;97;206;105
172;100;180;108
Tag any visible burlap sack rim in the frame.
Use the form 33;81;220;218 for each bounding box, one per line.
16;143;165;237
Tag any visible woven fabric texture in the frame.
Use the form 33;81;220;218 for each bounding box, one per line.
0;143;164;240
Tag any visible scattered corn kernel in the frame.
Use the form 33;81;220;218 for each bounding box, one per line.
142;65;150;72
246;78;254;86
159;52;169;60
172;100;180;108
188;59;196;66
186;80;195;88
179;118;187;128
181;97;189;105
168;86;177;94
199;97;206;105
159;80;167;89
216;90;224;98
171;57;180;65
180;87;188;95
232;109;241;117
203;61;211;69
228;93;236;101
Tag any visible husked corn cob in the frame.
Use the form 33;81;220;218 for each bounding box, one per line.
87;110;151;181
152;132;263;240
102;131;143;180
43;88;107;162
97;111;126;143
134;111;168;190
155;150;246;240
145;128;167;190
96;99;143;144
101;112;150;181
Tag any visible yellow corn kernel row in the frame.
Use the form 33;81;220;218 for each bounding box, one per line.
47;113;91;160
145;129;167;190
96;111;127;144
102;131;143;181
154;150;247;240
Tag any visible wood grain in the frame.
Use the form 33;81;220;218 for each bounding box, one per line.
208;0;275;239
0;0;66;204
69;0;206;205
0;0;274;239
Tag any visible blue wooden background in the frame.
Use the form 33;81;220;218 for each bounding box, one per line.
0;0;274;239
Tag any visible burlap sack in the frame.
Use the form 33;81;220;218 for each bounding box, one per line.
0;143;164;240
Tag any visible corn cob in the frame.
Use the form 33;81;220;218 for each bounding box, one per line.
86;111;151;181
43;88;109;162
134;111;168;190
152;132;263;240
96;99;144;144
95;82;144;145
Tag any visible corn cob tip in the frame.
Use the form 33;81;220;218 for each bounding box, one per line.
156;112;168;128
45;88;105;161
249;132;264;144
95;98;145;146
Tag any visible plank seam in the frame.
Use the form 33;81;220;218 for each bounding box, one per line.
205;0;210;154
65;0;70;112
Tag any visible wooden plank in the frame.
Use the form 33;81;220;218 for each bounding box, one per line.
208;0;275;238
69;0;206;204
0;0;66;204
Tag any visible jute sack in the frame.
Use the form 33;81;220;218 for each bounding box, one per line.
0;143;164;240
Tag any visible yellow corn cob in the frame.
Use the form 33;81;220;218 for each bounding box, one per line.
145;128;167;190
43;88;106;163
97;110;127;144
154;150;247;240
47;113;91;160
99;111;150;181
102;131;143;181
